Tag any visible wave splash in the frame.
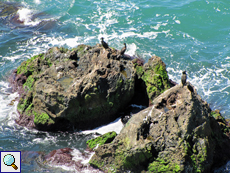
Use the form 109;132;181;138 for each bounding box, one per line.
17;8;40;26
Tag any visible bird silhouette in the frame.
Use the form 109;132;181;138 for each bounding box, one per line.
120;43;126;56
101;37;109;49
187;83;194;93
181;71;187;87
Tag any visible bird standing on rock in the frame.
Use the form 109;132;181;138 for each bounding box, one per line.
181;71;187;87
120;43;126;56
101;37;109;49
187;83;194;93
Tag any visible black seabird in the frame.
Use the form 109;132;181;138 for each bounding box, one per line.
187;83;194;94
101;37;109;49
181;71;187;87
120;43;126;56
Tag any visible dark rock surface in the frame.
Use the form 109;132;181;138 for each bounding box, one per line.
12;44;136;131
10;42;230;172
11;43;172;132
89;83;230;173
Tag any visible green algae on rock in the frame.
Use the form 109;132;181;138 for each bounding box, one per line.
86;131;117;150
89;83;230;173
14;44;136;131
133;56;172;104
211;109;230;137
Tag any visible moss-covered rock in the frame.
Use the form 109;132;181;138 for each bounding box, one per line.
86;131;117;150
133;56;172;104
17;53;45;76
13;44;136;131
148;158;181;173
33;112;55;125
89;83;230;173
211;109;230;137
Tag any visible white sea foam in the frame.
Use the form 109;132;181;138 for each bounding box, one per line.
50;36;81;48
34;0;41;4
168;61;230;116
51;164;76;172
96;8;118;34
107;31;160;41
17;8;40;26
126;43;137;56
152;23;161;30
70;149;103;172
82;118;123;135
32;135;57;144
3;53;26;62
72;149;89;164
175;20;181;24
0;81;19;122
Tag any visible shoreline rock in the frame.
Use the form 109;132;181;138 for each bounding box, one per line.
10;44;172;132
12;44;136;131
36;147;103;173
89;83;230;173
9;43;230;172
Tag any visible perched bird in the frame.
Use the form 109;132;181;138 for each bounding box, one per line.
101;37;109;49
120;43;126;56
187;83;194;93
181;71;187;87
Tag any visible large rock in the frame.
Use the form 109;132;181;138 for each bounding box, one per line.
89;83;230;172
13;44;136;131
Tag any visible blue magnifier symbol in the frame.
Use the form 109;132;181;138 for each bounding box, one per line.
3;154;18;170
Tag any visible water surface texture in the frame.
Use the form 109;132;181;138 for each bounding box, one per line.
1;0;230;172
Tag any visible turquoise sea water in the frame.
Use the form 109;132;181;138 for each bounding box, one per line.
1;0;230;172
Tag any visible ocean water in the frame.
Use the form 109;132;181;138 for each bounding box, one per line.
1;0;230;172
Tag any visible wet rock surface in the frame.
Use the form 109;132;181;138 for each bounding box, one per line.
11;43;172;132
89;83;230;173
12;44;137;131
37;148;103;173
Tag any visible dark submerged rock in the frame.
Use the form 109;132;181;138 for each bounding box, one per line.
0;1;56;31
37;148;103;172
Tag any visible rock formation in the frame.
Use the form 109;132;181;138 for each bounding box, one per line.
89;83;230;173
13;44;136;131
10;42;230;172
11;43;172;131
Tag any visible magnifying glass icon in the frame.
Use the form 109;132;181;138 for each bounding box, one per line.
3;154;18;170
